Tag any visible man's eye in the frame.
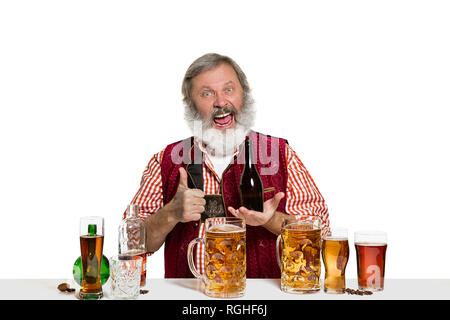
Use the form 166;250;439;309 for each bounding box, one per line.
225;88;233;93
202;91;212;97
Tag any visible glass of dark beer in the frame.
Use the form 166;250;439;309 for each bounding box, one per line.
354;230;387;292
79;216;104;300
322;228;349;294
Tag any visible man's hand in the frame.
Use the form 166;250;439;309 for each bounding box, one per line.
170;167;206;223
227;192;285;227
143;167;205;253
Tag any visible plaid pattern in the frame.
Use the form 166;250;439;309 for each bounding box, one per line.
131;142;330;275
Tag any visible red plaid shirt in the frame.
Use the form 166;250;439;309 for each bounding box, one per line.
130;140;330;275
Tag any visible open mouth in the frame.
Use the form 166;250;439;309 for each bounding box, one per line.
213;112;234;129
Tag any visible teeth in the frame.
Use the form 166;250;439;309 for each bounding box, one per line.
214;112;231;119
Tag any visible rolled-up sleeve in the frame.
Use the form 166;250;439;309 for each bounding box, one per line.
285;144;331;235
130;149;165;219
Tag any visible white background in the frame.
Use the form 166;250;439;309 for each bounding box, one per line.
0;0;449;280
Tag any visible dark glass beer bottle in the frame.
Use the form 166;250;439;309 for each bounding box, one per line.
239;137;264;212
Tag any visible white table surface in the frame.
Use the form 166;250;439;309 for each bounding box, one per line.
0;278;449;300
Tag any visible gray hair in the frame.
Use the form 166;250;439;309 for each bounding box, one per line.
182;53;252;111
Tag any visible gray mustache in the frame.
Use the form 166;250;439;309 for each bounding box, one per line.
210;106;238;120
202;106;239;128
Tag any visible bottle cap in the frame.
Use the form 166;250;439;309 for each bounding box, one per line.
88;224;97;236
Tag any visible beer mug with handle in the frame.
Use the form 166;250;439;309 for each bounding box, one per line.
187;217;246;298
276;215;322;294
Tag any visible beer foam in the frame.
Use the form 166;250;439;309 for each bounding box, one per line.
284;223;320;231
355;242;387;246
323;237;348;241
209;224;244;233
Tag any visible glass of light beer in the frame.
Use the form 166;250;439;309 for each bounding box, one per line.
276;215;322;294
355;230;387;292
79;216;104;300
187;217;246;298
322;228;349;294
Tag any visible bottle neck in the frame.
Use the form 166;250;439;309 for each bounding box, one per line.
88;224;97;236
244;139;255;167
126;204;139;219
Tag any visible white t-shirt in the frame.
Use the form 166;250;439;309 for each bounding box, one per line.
208;153;235;179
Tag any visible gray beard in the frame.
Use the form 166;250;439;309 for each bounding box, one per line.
184;95;256;157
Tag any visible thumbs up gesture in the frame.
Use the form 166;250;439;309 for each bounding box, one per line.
170;167;206;223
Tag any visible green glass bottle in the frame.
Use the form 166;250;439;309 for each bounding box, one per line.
73;224;110;285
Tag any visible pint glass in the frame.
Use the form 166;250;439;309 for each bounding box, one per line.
79;216;104;300
322;228;349;294
276;215;322;294
187;217;246;298
355;230;387;292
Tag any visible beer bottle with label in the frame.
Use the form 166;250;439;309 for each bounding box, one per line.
239;137;264;212
118;204;147;287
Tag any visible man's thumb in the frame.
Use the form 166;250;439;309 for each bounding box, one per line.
271;192;285;208
178;167;189;189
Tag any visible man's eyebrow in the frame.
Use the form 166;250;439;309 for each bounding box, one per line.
197;81;235;91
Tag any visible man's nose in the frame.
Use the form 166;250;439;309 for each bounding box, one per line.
213;91;228;108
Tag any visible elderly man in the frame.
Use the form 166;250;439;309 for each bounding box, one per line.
129;53;330;278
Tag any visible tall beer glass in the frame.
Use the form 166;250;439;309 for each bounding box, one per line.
355;230;387;292
187;217;246;298
276;215;322;294
322;228;349;294
79;216;104;300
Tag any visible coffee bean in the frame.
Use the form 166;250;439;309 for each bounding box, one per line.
57;283;69;292
344;288;373;296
